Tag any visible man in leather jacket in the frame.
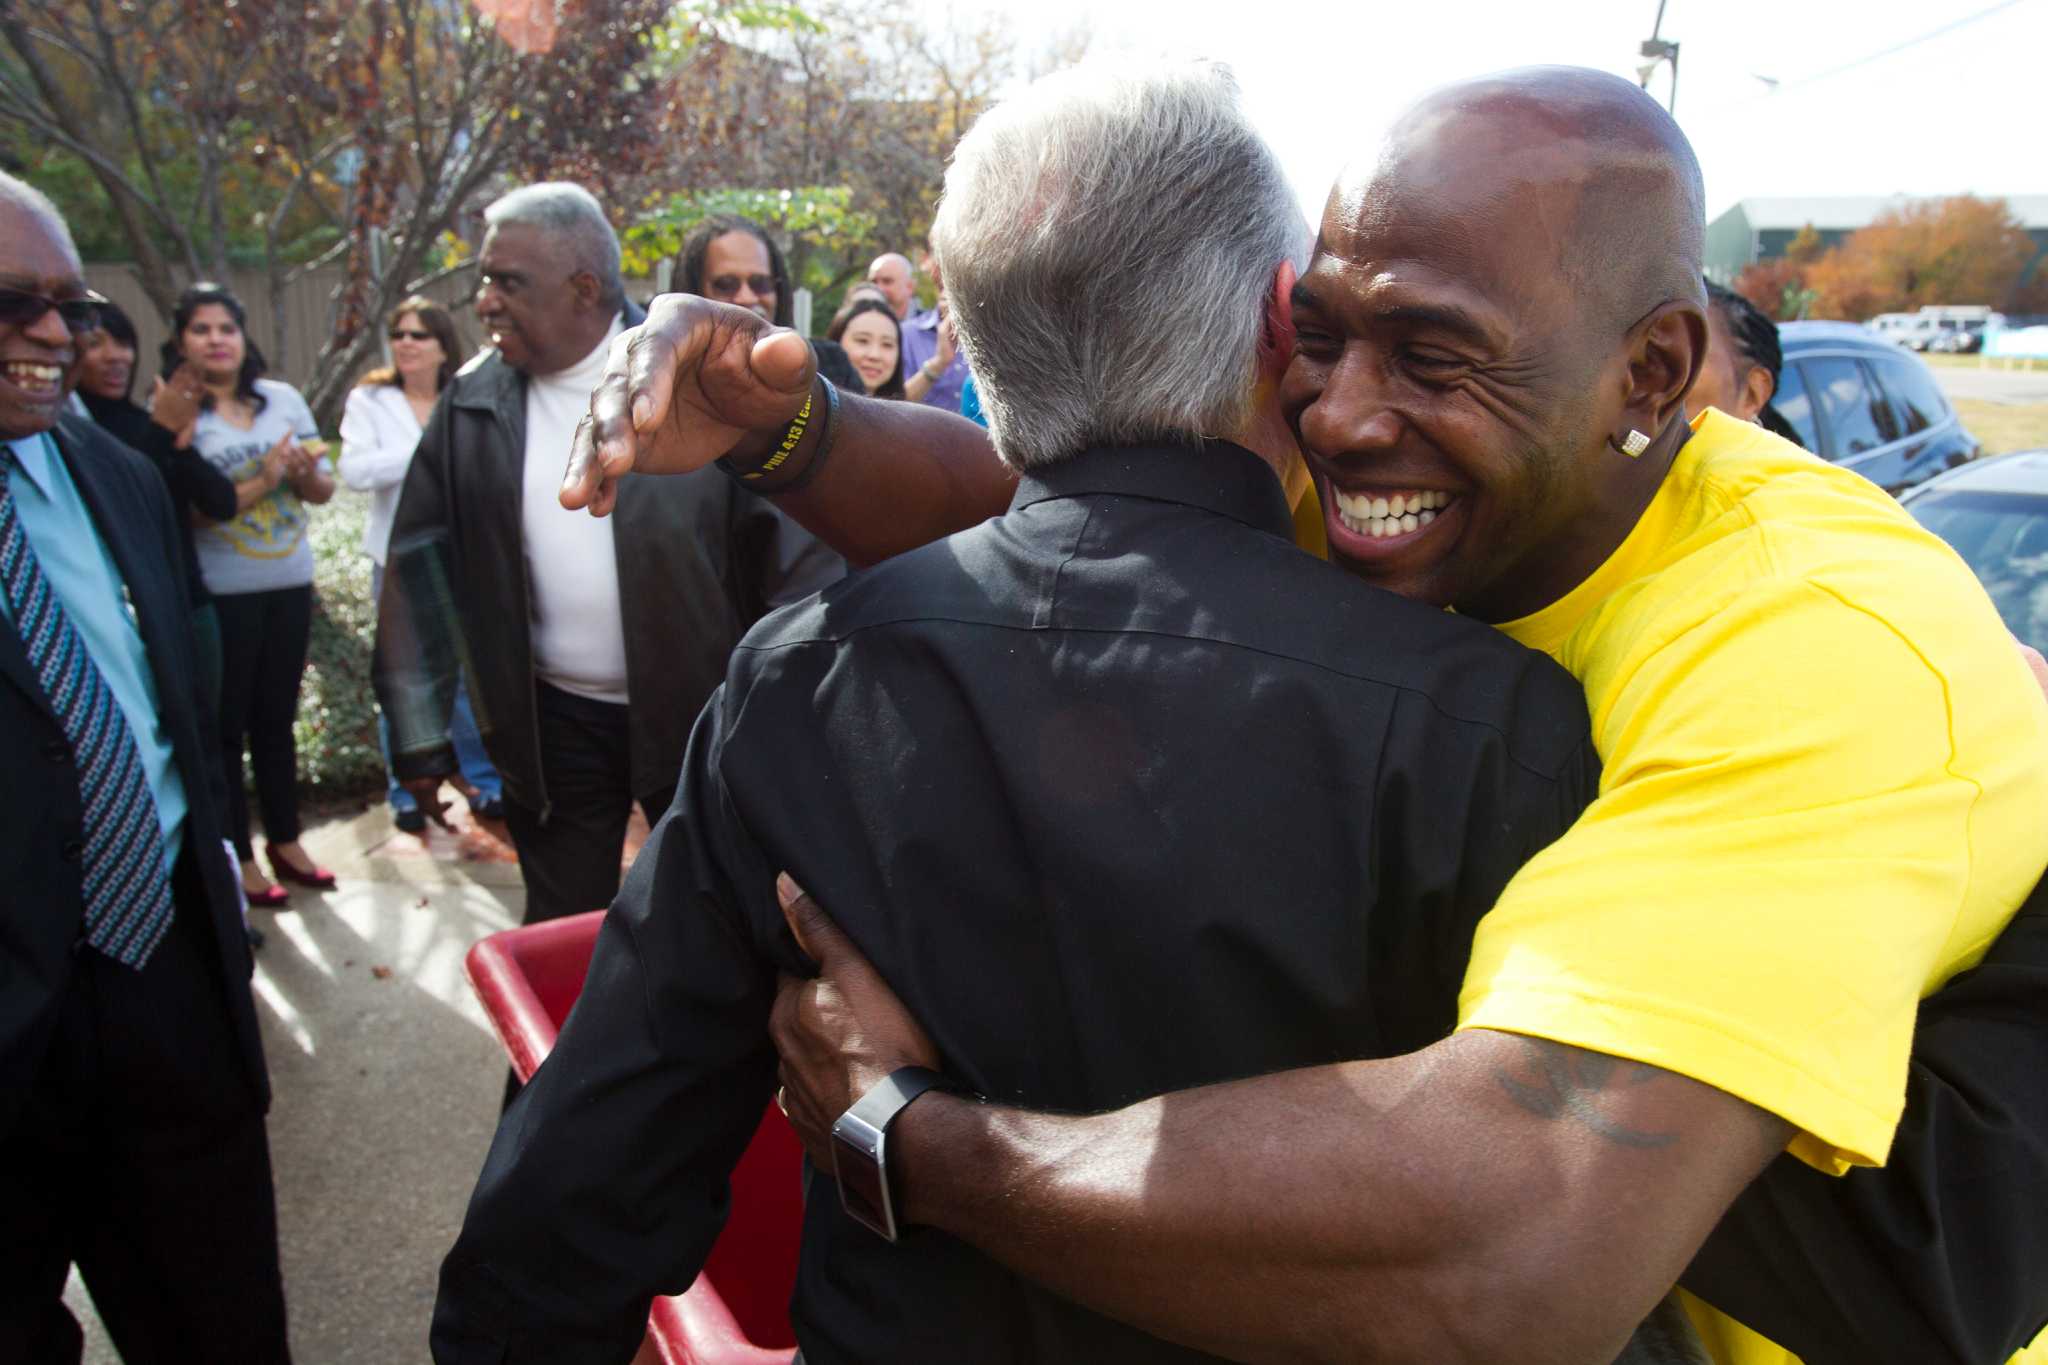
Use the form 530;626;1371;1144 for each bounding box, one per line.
372;183;840;934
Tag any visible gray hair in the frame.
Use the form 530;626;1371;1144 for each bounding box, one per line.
483;181;624;310
932;61;1306;470
0;171;77;256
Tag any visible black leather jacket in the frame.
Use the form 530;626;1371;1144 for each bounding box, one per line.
371;305;843;815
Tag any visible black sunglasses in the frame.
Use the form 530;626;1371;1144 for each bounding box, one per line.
388;327;435;342
707;274;777;300
0;286;110;335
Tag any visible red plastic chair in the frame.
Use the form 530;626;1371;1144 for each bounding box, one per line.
465;911;803;1365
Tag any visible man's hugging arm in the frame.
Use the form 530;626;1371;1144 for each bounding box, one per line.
770;877;1789;1365
561;294;1014;566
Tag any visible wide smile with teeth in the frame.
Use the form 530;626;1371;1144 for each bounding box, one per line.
1331;488;1452;539
2;361;65;396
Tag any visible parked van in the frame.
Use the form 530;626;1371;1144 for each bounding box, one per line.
1891;316;1954;350
1865;306;2001;352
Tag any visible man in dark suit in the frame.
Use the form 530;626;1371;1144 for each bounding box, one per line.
0;174;288;1362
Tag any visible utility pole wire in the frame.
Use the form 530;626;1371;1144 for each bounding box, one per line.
1688;0;2033;121
1779;0;2031;92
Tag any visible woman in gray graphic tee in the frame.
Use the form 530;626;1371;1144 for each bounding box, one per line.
168;283;336;907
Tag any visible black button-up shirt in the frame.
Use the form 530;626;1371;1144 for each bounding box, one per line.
433;440;1598;1363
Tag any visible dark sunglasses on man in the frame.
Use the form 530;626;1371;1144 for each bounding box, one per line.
706;274;777;301
0;286;111;334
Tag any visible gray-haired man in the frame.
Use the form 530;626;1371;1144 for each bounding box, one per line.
556;60;2048;1365
432;65;1615;1363
372;182;841;935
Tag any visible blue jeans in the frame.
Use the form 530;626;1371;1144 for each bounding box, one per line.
371;562;501;813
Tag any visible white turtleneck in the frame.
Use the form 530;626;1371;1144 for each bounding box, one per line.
520;314;629;704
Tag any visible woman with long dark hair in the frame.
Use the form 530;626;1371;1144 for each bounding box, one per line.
167;282;336;905
339;295;504;833
826;295;907;399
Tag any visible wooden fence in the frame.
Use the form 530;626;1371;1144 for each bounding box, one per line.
81;262;483;411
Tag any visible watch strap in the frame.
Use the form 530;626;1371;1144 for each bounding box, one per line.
843;1065;948;1132
830;1065;951;1242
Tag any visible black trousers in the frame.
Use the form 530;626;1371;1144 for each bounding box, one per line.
501;682;676;929
213;586;313;860
499;683;675;1106
0;846;289;1364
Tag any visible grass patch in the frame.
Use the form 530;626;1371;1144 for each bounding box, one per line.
1926;353;2048;373
1956;400;2048;457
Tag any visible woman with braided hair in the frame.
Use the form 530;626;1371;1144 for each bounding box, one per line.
1696;279;1806;447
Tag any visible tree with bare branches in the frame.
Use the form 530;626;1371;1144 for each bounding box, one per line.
0;0;751;424
660;2;1089;304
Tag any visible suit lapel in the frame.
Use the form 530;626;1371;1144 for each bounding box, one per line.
0;596;52;721
0;437;58;723
52;421;184;709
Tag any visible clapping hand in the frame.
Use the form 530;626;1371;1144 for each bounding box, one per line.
259;434;296;486
149;365;205;446
933;297;958;372
288;438;329;481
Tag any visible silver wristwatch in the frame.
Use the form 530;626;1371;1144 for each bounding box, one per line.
829;1065;949;1242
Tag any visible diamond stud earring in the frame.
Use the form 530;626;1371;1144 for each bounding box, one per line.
1619;429;1652;458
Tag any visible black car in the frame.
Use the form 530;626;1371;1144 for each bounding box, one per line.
1773;321;1979;495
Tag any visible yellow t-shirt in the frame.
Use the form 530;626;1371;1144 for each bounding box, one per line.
1449;410;2048;1362
1290;468;1329;561
1679;1290;2048;1365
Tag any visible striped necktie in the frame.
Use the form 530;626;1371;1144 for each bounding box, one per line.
0;446;174;968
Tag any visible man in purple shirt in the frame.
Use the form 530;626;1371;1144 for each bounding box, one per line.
899;240;969;411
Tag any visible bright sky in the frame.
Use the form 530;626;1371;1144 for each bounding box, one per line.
945;0;2042;225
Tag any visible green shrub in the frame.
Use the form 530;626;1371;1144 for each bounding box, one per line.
297;489;386;803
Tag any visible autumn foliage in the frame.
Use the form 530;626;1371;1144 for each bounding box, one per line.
0;0;732;422
1736;196;2042;322
3;0;1080;421
1734;258;1813;321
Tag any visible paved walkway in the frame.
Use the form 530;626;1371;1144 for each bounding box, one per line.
1935;361;2048;406
64;796;651;1363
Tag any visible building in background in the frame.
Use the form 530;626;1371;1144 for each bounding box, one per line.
1706;194;2048;286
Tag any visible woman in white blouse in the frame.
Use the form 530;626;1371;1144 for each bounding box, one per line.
338;296;504;833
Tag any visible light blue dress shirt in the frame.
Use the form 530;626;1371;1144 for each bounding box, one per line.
3;430;188;865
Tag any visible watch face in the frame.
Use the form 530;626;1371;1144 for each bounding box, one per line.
832;1128;894;1240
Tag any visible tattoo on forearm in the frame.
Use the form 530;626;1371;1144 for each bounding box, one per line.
1494;1038;1678;1149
